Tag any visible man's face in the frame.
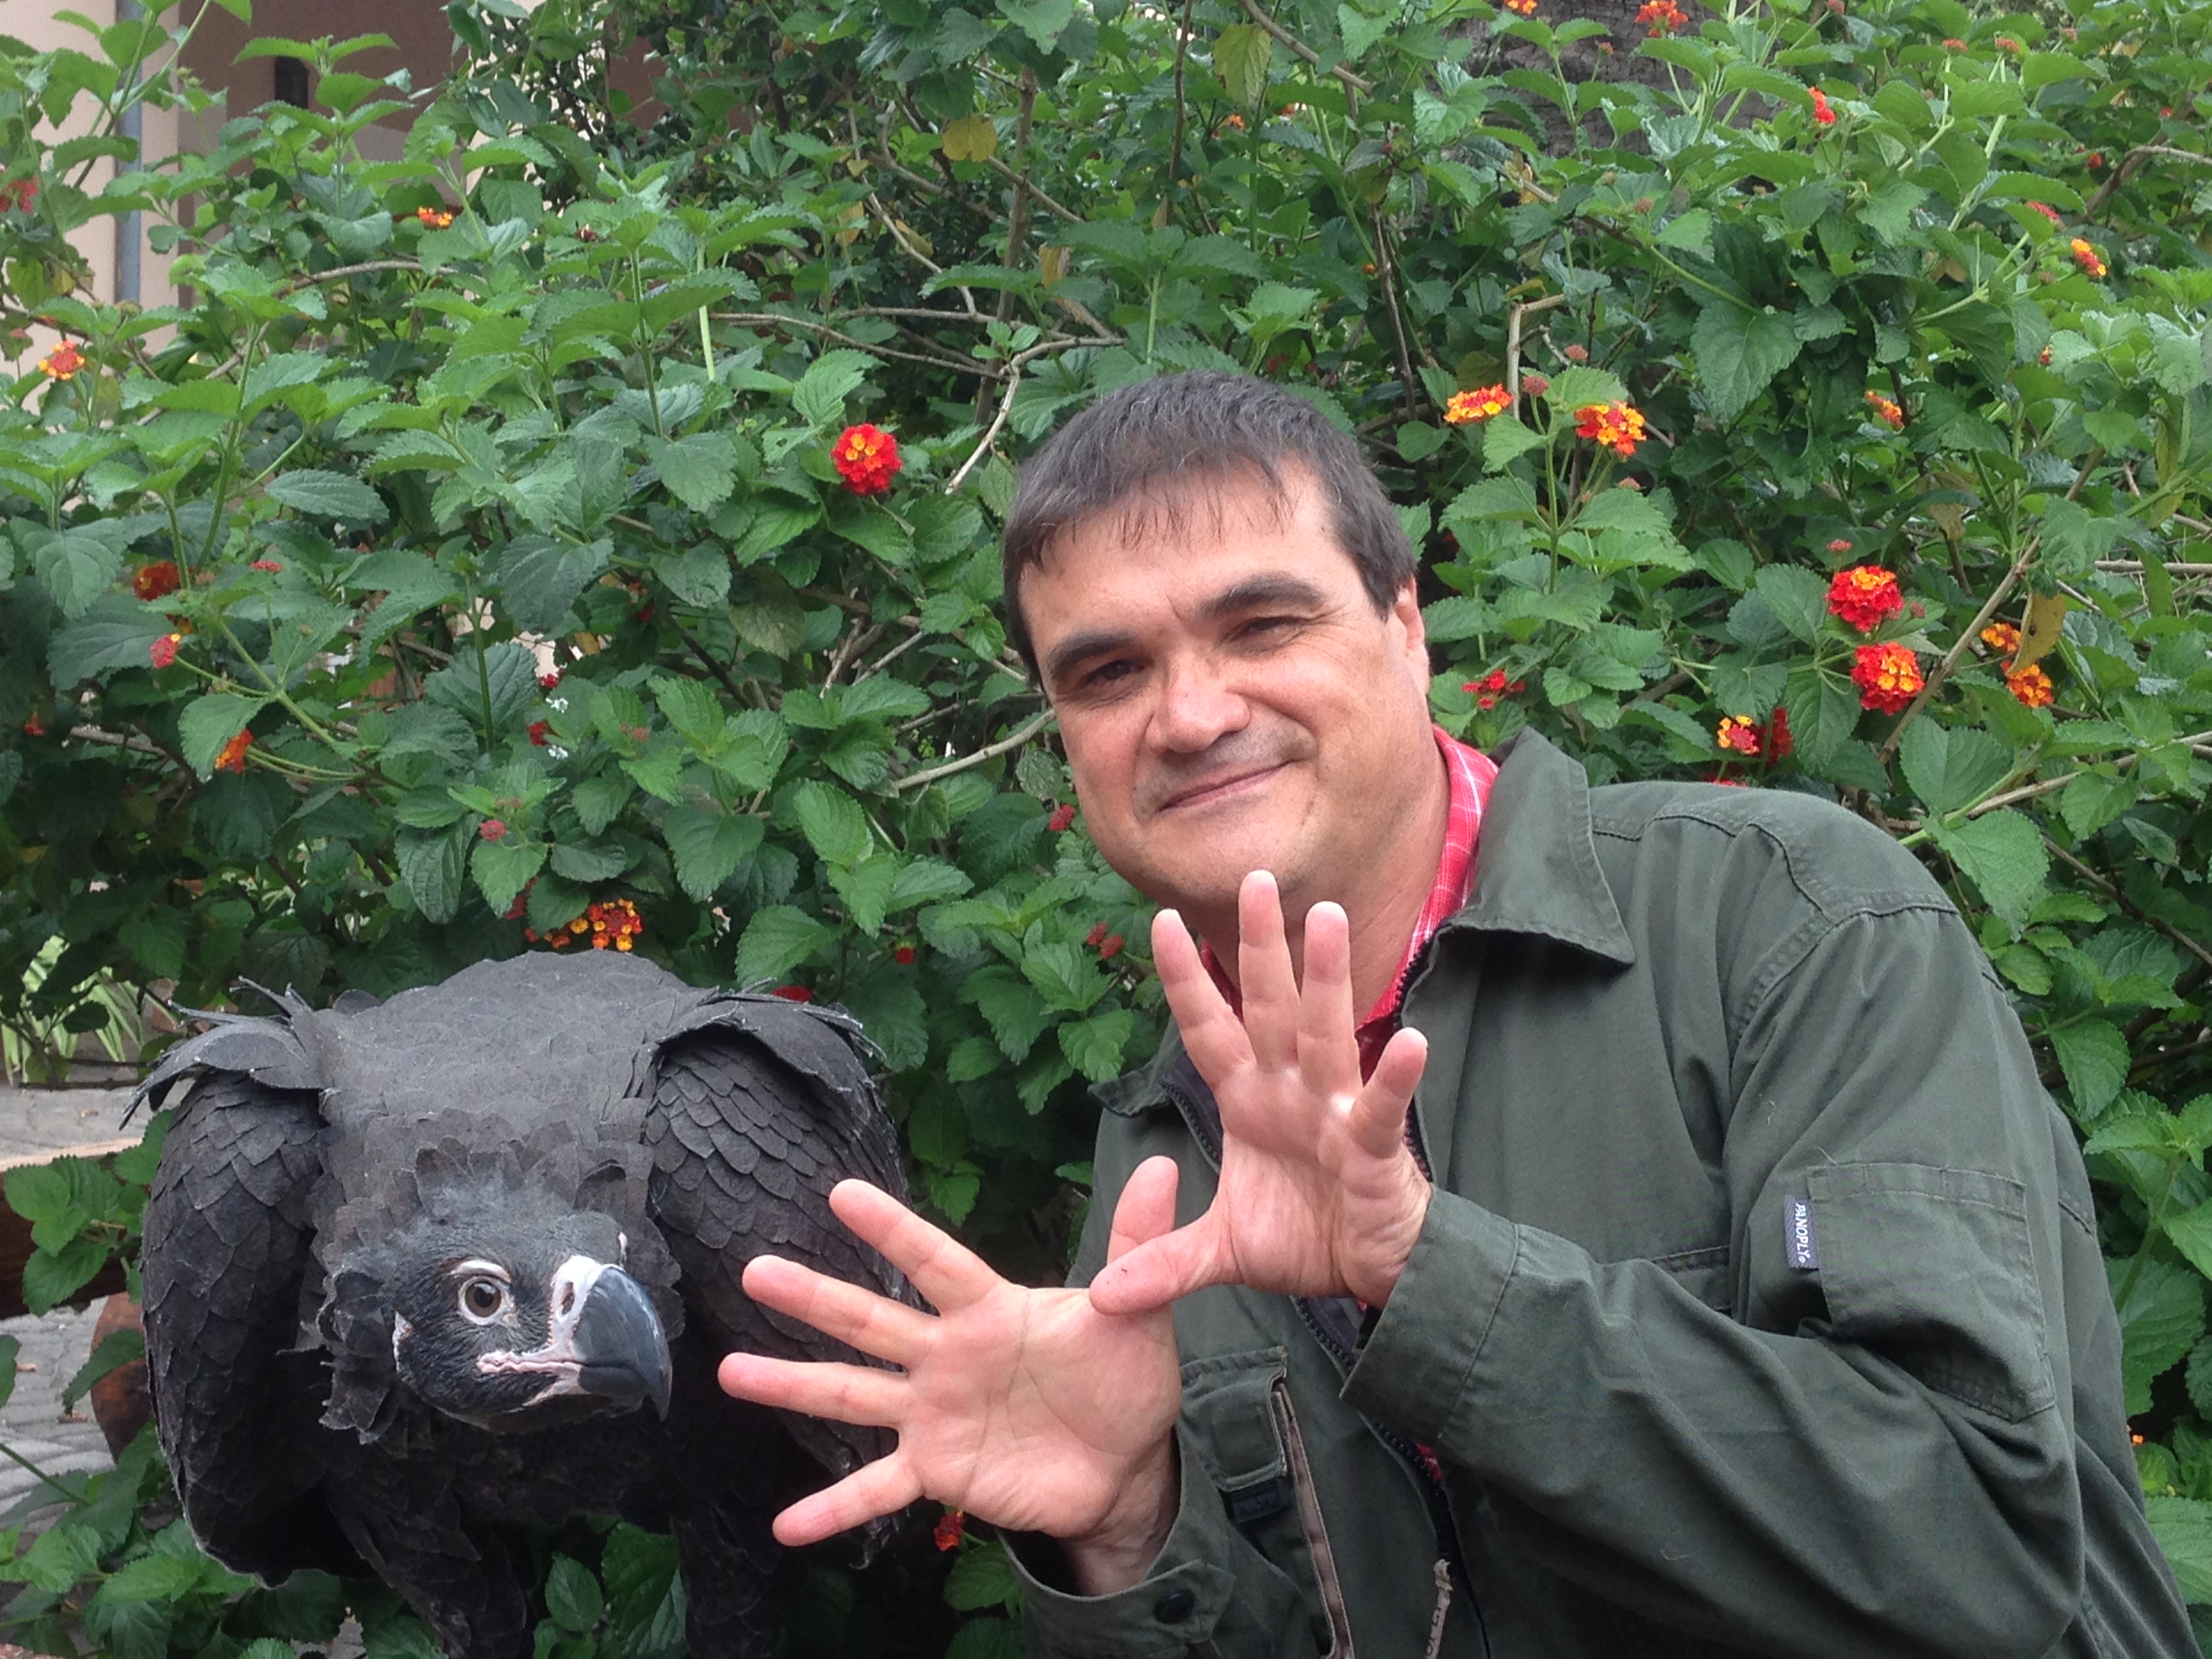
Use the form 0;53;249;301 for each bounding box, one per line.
1020;466;1435;922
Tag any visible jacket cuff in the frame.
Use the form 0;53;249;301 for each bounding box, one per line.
1010;1419;1296;1658
1343;1187;1521;1443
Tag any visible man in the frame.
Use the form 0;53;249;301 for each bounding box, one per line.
719;373;2194;1656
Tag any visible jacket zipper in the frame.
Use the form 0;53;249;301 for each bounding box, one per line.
1160;1072;1479;1633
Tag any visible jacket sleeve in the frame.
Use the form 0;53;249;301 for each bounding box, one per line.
1346;903;2089;1659
1007;1416;1322;1659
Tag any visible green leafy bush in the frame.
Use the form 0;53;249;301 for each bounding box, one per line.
2;0;2211;1647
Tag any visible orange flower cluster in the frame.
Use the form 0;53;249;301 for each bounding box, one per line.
1980;621;2021;658
1502;0;1537;14
537;897;646;951
1851;643;1923;714
1636;0;1687;32
1942;36;1968;49
1714;707;1791;762
2069;238;2107;279
1443;384;1511;425
934;1511;966;1551
832;423;902;495
39;341;83;381
214;731;253;773
415;205;455;229
2006;663;2055;708
134;560;182;600
1574;401;1646;458
1809;87;1836;125
1863;390;1906;430
1826;565;1904;633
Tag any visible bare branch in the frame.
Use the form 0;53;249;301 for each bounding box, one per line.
889;708;1056;792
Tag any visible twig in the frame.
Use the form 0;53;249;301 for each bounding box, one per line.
1238;0;1374;95
889;708;1055;792
670;616;752;706
2085;143;2212;219
1168;0;1196;205
983;156;1081;224
278;258;422;295
1959;729;2212;819
2097;560;2212;575
823;620;888;690
853;622;926;683
2044;837;2212;974
709;312;1002;378
998;68;1039;325
1505;293;1568;404
1370;209;1425;420
866;191;976;317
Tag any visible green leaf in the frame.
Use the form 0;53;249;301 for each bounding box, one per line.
2049;1018;2132;1120
470;836;547;916
178;693;258;777
943;1540;1022;1612
1692;305;1803;423
1214;22;1273;109
792;350;873;428
23;1236;107;1315
1482;415;1544;471
2147;1496;2212;1603
396;827;468;923
266;468;387;524
649;434;736;514
6;1162;71;1223
1927;810;2047;934
830;857;899;935
545;1557;604;1635
662;806;764;900
16;1521;102;1593
962;966;1052;1063
792;781;872;866
1059;1008;1134;1083
497;536;609;634
1752;565;1829;644
1023;941;1110;1013
997;0;1075;49
1899;722;2013;815
2164;1201;2212;1285
49;593;175;684
2113;1258;2205;1416
736;905;834;985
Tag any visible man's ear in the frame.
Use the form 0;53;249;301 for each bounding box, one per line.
1390;577;1429;669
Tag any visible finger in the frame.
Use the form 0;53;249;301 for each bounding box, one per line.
827;1180;1003;1314
1344;1025;1429;1161
1236;871;1300;1073
739;1253;931;1365
717;1351;905;1427
1088;1213;1238;1315
771;1452;926;1548
1294;901;1362;1104
1152;909;1255;1084
1105;1155;1183;1265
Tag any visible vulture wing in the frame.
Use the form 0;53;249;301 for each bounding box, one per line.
138;1069;357;1580
641;994;912;1520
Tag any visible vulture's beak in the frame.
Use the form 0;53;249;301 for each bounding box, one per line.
573;1265;674;1418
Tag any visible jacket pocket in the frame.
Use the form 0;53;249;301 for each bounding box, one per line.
1181;1350;1355;1658
1807;1162;2055;1422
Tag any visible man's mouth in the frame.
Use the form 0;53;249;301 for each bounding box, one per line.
1158;761;1288;811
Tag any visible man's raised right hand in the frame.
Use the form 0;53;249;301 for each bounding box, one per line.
716;1158;1188;1593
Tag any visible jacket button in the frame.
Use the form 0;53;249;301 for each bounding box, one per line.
1153;1587;1197;1624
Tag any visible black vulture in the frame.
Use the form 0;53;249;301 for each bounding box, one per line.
132;951;912;1658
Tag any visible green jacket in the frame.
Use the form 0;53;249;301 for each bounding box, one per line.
1012;731;2192;1658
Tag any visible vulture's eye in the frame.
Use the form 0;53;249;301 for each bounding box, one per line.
457;1277;511;1324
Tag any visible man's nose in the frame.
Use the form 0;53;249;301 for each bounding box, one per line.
1151;655;1249;752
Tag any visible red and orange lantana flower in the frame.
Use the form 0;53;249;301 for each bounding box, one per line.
1636;0;1688;32
1443;385;1511;425
1863;390;1906;430
2006;663;2055;709
1851;643;1923;714
134;560;182;600
832;424;902;495
1574;401;1647;458
39;341;83;381
2069;238;2108;279
1826;565;1904;634
214;731;253;773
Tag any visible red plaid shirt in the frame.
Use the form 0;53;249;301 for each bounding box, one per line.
1202;726;1498;1078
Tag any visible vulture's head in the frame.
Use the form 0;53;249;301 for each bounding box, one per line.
375;1206;674;1431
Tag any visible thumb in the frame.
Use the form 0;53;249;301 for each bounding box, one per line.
1088;1213;1235;1316
1105;1155;1182;1265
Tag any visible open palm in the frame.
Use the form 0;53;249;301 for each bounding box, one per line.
718;1166;1183;1555
1088;871;1434;1315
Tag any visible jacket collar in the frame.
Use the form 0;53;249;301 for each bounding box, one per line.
1439;728;1635;965
1094;728;1633;1122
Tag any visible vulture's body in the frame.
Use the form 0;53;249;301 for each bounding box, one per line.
135;953;911;1658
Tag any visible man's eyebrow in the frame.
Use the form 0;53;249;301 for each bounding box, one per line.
1195;573;1332;621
